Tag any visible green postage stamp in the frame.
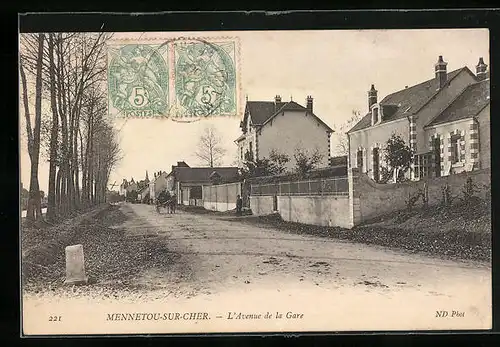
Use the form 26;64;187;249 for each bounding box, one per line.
107;37;240;119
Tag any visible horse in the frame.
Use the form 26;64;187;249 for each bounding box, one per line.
156;197;177;214
166;197;177;214
155;199;166;213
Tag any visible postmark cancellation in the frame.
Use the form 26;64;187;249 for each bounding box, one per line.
107;37;240;120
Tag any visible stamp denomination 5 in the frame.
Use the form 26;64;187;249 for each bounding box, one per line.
107;37;240;120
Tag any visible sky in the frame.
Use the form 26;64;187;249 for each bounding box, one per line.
20;29;489;192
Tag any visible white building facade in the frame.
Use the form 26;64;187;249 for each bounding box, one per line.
235;96;333;171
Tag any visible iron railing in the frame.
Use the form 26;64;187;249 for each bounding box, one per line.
250;176;349;196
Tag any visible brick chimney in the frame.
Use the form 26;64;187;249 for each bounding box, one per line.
435;55;448;90
306;96;313;113
274;95;282;112
368;84;377;111
476;57;488;81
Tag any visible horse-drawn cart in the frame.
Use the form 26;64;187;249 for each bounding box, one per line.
155;194;177;214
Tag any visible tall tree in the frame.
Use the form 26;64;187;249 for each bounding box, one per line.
240;149;289;178
333;110;362;156
268;149;290;175
46;33;59;222
194;125;226;167
294;147;323;176
20;33;45;221
20;32;118;220
383;133;413;183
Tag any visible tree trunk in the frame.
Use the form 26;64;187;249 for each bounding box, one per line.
19;59;34;219
55;166;61;209
26;33;45;221
47;33;59;222
56;37;69;216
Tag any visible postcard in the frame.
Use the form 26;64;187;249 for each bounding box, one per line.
19;28;491;335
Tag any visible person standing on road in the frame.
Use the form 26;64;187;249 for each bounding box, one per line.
171;194;177;214
236;194;243;216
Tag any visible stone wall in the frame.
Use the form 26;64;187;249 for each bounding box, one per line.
277;195;352;229
353;167;491;222
249;196;275;216
478;104;490;169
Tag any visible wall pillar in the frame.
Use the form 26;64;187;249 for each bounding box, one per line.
348;167;362;228
409;115;417;180
440;137;445;176
469;120;480;169
445;132;453;176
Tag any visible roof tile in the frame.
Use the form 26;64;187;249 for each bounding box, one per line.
426;78;490;127
348;67;468;133
243;99;333;132
175;167;239;183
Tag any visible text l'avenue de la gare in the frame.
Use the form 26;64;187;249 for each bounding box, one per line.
106;311;304;322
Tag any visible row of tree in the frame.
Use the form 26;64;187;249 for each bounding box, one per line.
241;147;324;178
20;33;121;222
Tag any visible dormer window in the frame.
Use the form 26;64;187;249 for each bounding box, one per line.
372;105;380;126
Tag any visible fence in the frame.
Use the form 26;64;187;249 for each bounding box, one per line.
250;176;349;196
203;182;242;212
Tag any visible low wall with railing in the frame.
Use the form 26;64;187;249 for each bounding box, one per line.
250;176;354;228
249;167;490;228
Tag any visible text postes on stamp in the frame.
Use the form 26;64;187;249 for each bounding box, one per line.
108;44;169;118
107;38;239;119
174;40;237;118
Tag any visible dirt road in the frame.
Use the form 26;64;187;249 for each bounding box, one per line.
23;203;492;334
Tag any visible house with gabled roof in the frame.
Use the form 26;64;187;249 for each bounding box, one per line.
173;166;240;205
347;55;490;181
235;96;334;171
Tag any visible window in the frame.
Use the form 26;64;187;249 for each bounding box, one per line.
249;141;253;157
240;146;244;159
414;153;431;180
356;149;364;170
450;134;461;164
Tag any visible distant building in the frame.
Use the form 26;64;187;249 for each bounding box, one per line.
149;171;168;202
126;178;138;194
119;179;128;196
169;165;239;205
120;171;150;199
235;96;334;170
348;56;490;181
148;161;190;202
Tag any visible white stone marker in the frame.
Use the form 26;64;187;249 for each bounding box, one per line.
64;244;88;285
